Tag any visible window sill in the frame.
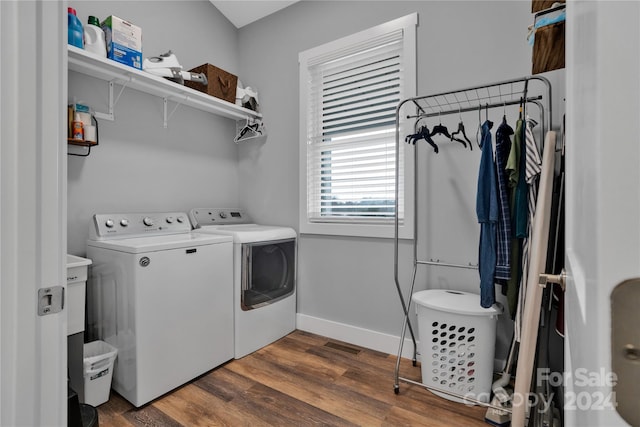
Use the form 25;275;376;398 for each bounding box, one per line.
299;221;413;240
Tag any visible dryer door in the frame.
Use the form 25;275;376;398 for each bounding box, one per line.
241;238;296;310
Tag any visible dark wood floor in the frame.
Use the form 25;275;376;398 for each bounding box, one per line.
97;330;488;426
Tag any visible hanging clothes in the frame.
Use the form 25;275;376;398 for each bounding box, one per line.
521;118;544;290
494;119;514;284
515;117;543;341
476;119;497;308
513;120;529;238
505;118;524;317
525;118;543;195
506;118;522;212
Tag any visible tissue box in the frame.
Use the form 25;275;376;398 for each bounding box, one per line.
101;16;142;70
184;64;237;103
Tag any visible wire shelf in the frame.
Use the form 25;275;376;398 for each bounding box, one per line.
402;76;551;127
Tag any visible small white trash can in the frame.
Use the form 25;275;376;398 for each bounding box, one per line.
412;289;502;404
83;340;118;406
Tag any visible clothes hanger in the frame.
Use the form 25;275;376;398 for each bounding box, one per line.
238;120;258;138
234;118;263;142
485;103;493;128
420;125;439;153
405;124;438;152
477;103;492;148
450;106;471;150
429;111;452;139
501;101;507;125
476;104;482;148
519;97;523;120
235;118;249;141
405;121;438;153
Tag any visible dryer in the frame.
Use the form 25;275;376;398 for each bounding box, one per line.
86;212;233;407
189;208;296;359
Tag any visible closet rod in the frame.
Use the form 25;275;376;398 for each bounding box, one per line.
407;95;542;120
417;260;479;270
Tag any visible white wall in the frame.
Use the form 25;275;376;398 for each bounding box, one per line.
67;0;241;255
237;1;565;352
66;0;567;357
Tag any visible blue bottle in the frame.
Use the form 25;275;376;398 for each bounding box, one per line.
68;8;84;48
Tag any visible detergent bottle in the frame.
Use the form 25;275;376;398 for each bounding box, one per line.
84;16;106;57
67;8;84;48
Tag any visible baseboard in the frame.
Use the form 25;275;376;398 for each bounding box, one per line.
296;313;417;360
296;314;507;376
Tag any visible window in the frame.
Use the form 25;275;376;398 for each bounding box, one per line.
299;14;417;238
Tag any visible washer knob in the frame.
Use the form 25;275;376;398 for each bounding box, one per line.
105;219;115;228
143;217;154;227
120;219;129;227
176;216;185;223
219;212;227;219
166;216;174;224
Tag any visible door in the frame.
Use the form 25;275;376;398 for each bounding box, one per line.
241;238;296;310
0;1;67;425
565;1;640;426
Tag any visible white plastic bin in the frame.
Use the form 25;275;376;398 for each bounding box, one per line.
412;289;502;404
83;340;118;406
66;254;92;336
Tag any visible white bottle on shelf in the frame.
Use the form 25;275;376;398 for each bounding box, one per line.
83;15;106;57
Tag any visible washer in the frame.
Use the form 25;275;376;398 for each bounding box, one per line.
189;208;296;359
86;212;233;407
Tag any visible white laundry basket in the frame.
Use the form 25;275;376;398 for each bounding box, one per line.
83;340;118;406
412;289;502;404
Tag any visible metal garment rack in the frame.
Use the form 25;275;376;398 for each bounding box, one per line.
392;76;552;407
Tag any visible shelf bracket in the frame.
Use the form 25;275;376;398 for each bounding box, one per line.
93;80;128;122
163;97;185;129
163;98;168;128
93;80;115;121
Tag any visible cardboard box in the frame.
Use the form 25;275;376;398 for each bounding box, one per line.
184;64;237;103
532;22;565;74
101;16;142;70
532;0;565;13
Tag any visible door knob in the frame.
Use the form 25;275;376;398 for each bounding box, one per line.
611;278;640;427
539;269;567;291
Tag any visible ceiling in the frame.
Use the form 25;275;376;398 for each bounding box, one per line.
210;1;299;28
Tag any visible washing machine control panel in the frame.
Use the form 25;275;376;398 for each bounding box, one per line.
91;212;190;239
189;208;251;227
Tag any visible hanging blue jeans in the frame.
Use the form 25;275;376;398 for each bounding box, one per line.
476;120;498;308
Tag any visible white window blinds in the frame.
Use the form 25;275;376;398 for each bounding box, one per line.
305;30;405;224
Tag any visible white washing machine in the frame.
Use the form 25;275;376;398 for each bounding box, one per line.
86;212;233;407
189;208;296;359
